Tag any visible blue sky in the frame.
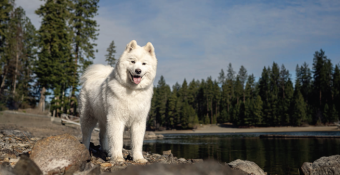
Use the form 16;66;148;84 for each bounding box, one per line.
17;0;340;86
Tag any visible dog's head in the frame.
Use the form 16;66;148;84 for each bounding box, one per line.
115;40;157;89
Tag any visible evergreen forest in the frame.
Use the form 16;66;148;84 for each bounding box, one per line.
148;51;340;129
0;0;339;129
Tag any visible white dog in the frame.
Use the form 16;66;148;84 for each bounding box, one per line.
79;40;157;163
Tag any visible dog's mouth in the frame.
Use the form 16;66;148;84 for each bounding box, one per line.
129;72;143;85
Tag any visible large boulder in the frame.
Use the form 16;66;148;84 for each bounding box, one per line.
228;159;266;175
30;134;90;174
300;155;340;175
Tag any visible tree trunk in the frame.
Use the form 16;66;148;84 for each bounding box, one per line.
211;101;213;124
0;63;8;91
38;87;46;111
12;52;19;94
319;90;322;106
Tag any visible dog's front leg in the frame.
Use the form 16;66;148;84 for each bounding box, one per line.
107;120;125;162
131;121;148;163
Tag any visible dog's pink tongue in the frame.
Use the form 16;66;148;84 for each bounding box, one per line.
133;77;141;84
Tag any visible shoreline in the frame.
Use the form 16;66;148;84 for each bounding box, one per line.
154;125;339;134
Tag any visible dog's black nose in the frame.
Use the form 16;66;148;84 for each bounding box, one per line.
135;69;141;74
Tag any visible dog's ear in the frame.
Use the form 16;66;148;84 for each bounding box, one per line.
144;42;155;56
126;40;138;52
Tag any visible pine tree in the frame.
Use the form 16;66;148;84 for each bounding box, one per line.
69;0;99;114
259;66;271;125
269;62;280;125
16;14;37;107
220;80;230;122
0;0;13;84
312;49;332;108
226;63;235;81
4;7;26;97
35;0;75;115
71;0;99;71
180;79;188;102
234;76;242;105
187;79;197;107
155;75;170;128
333;65;340;120
205;77;214;124
0;0;13;94
279;64;290;99
252;95;263;125
218;69;225;84
281;78;294;124
291;80;306;126
148;87;157;128
212;80;220;123
0;6;37;108
323;103;329;123
105;40;116;67
238;65;247;102
245;74;255;100
299;62;312;102
330;105;338;123
166;89;177;128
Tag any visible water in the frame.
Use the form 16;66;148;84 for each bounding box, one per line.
137;132;340;175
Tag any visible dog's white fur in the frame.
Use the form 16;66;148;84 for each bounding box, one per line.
79;40;157;163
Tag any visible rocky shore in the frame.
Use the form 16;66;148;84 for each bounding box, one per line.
0;129;339;175
0;129;268;175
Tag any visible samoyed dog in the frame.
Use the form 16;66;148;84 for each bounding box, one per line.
79;40;157;163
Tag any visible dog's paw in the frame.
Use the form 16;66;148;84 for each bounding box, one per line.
134;158;148;163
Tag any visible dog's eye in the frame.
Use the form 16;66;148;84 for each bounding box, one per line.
142;63;146;65
131;61;135;64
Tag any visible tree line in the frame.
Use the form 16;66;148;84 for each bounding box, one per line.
0;0;118;115
148;50;340;129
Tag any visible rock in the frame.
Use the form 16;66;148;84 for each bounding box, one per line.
144;132;158;139
100;163;112;168
178;158;186;162
9;158;19;163
163;150;171;155
228;159;266;175
144;132;164;139
191;159;203;163
152;153;161;157
0;162;13;173
156;134;164;138
300;155;340;175
51;117;62;124
100;162;112;172
17;143;30;148
12;156;42;175
30;134;90;175
30;137;40;141
110;160;248;175
301;162;313;174
1;149;16;159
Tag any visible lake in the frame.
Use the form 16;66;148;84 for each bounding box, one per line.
134;132;340;175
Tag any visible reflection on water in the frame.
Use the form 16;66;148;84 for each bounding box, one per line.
125;132;340;175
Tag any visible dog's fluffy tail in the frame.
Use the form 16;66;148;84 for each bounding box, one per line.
80;64;113;85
